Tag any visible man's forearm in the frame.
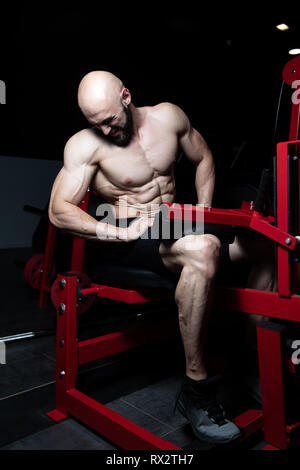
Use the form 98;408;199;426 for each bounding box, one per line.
195;152;215;206
49;202;121;241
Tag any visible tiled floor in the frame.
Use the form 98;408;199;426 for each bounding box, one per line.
0;247;267;451
0;332;212;450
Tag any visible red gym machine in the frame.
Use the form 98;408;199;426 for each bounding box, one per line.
41;55;300;450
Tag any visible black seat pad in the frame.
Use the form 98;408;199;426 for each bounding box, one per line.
91;264;178;291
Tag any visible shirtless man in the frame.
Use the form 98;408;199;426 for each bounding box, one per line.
49;71;273;444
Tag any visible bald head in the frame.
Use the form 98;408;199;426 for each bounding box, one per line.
77;71;133;147
78;71;124;118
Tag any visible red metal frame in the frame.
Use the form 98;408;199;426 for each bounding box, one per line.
164;204;296;250
45;56;300;450
38;192;91;308
47;274;181;450
257;323;288;449
71;190;91;271
38;222;56;308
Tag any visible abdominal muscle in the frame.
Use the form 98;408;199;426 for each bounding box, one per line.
92;173;176;219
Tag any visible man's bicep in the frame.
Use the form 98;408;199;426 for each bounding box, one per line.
51;133;98;205
51;164;92;207
179;126;211;164
171;106;210;164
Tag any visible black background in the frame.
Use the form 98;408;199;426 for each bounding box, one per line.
1;4;300;188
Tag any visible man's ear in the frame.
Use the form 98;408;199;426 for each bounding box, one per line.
121;87;131;107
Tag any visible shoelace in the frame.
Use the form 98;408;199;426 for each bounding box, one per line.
194;397;227;426
174;386;227;426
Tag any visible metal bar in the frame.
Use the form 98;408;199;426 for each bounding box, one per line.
92;284;171;303
23;205;47;217
166;204;255;225
78;318;178;366
277;143;291;296
287;153;299;293
215;286;300;322
0;332;36;342
232;409;263;439
80;287;100;295
165;203;296;249
71;191;91;271
0;330;55;343
52;274;78;415
62;275;79;391
257;322;287;450
273;155;277;227
262;444;280;450
249;213;297;249
297;142;300;293
38;222;57;308
71;238;86;272
65;388;181;450
289;102;300;141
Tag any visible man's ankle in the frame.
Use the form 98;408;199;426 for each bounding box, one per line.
183;374;222;392
185;371;208;382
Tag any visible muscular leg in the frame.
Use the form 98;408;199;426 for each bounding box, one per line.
159;233;241;443
159;234;221;380
229;234;276;348
160;232;275;371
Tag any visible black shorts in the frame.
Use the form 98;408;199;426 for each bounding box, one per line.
86;217;232;279
86;218;169;275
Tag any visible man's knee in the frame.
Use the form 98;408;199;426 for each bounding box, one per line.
179;234;221;279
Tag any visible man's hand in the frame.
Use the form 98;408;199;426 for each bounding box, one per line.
118;216;155;242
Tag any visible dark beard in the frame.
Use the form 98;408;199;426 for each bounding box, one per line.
99;106;133;147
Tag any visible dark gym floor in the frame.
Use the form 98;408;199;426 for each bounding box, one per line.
0;247;268;451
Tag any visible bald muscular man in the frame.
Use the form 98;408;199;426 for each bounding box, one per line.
49;71;274;445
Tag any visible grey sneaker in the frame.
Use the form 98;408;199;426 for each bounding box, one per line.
175;375;242;444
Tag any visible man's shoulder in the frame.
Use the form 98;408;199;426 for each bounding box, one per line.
64;128;103;165
152;102;183;117
150;102;188;131
151;102;187;124
66;127;101;148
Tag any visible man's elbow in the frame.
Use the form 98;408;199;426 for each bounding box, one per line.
48;208;59;229
48;203;64;229
203;147;214;164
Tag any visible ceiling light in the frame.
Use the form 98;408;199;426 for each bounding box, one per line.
289;49;300;55
276;24;289;31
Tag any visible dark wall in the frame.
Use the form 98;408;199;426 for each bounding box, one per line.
1;6;300;188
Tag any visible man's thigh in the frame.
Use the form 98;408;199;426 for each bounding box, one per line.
159;234;221;275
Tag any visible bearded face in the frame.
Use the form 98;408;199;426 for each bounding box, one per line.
98;105;134;147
